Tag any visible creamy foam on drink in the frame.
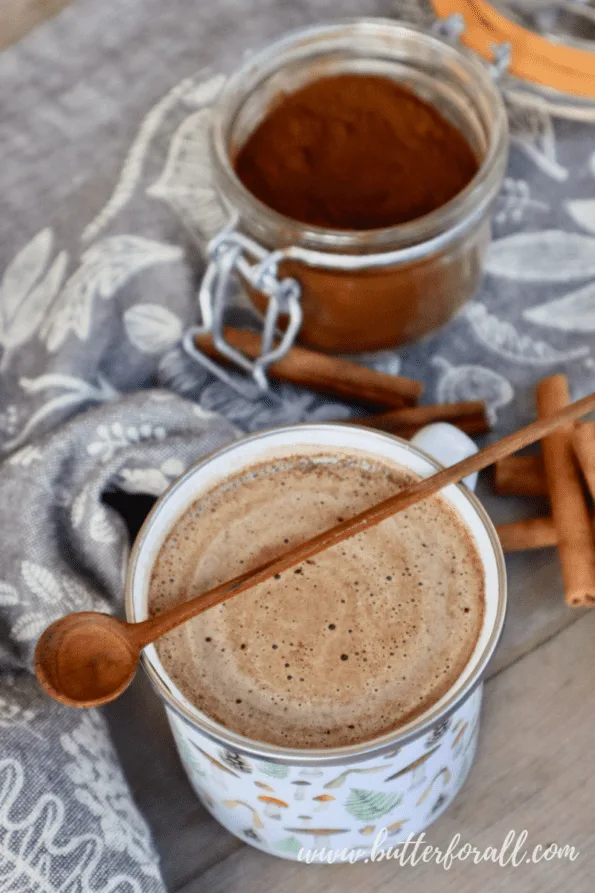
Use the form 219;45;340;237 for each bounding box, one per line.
150;451;484;748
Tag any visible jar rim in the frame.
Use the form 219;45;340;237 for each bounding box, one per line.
126;423;507;765
210;17;509;257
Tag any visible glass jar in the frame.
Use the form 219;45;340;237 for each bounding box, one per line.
206;18;508;358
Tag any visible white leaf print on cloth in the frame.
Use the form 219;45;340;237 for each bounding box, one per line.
160;458;185;476
73;487;119;547
0;759;149;893
523;282;595;333
22;562;63;603
566;199;595;235
62;576;99;608
11;613;46;643
432;357;514;423
506;98;568;181
192;402;225;422
6;445;42;466
0;677;36;728
147;109;229;243
87;422;166;463
1;230;52;308
61;712;161;878
493;178;549;227
0;583;18;607
42;236;183;352
116;468;169;497
464;303;589;364
124;303;183;354
21;373;118;398
307;402;353;422
0;229;67;370
116;458;186;496
4;373;119;452
199;380;350;432
0;406;18;436
89;507;118;545
71;483;91;529
4;563;111;644
158;345;211;395
81;72;217;244
486;231;595;282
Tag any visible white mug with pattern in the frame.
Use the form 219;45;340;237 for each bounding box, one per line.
126;423;507;860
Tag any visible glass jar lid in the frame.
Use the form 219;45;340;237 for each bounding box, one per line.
431;0;595;105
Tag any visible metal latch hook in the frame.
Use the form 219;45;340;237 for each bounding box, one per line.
184;217;302;396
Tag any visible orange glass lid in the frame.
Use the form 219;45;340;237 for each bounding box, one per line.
431;1;595;99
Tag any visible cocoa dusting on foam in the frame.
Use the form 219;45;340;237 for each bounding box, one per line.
150;452;485;749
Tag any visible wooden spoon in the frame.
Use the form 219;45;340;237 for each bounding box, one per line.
35;391;595;708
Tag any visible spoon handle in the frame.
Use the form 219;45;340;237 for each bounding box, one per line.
131;390;595;649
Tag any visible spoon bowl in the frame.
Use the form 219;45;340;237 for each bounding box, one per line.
35;612;139;707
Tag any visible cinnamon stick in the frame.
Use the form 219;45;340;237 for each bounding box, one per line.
355;401;490;439
497;514;595;553
194;328;422;407
496;517;557;553
537;375;595;606
573;421;595;502
493;455;548;497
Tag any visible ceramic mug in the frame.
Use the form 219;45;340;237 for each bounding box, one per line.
125;423;506;861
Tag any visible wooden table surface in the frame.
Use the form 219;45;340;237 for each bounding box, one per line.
3;2;594;891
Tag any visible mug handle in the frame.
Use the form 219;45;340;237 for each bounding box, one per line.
410;422;479;492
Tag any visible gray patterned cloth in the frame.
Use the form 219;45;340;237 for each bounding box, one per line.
1;0;595;889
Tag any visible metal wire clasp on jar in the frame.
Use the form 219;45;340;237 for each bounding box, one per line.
184;18;508;392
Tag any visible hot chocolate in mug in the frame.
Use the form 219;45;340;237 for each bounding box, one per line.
125;423;507;861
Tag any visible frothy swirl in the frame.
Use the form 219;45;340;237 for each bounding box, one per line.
150;452;484;748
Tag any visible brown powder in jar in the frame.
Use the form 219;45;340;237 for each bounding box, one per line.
234;73;479;230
